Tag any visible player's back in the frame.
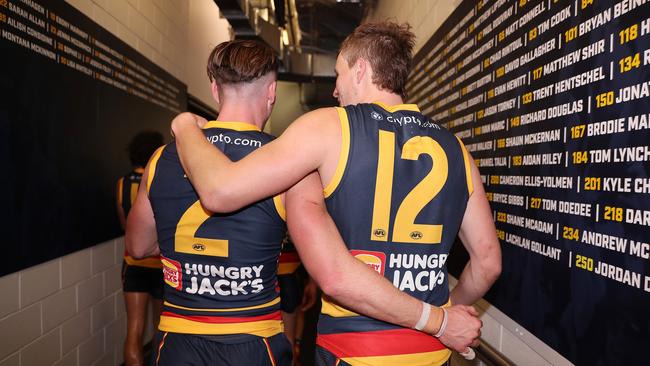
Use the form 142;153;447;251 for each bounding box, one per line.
148;121;286;338
319;103;474;365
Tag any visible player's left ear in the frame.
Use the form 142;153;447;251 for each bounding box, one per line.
354;58;367;84
267;80;277;105
211;81;221;105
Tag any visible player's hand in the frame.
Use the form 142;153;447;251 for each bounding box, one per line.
300;278;318;311
171;112;207;138
438;305;482;353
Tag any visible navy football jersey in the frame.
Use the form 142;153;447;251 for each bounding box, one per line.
117;168;143;217
318;103;474;365
147;121;286;337
118;168;162;268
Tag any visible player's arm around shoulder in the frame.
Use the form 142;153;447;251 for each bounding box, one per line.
125;150;161;259
171;112;233;211
172;108;339;213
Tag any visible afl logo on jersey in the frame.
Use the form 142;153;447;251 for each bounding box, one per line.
370;111;383;120
410;231;423;240
373;228;386;238
192;243;206;251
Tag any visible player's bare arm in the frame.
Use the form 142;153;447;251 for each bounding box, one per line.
285;172;482;352
451;156;502;306
171;108;338;212
125;160;160;259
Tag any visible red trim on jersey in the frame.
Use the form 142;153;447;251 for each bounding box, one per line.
316;328;446;357
278;251;300;263
161;310;281;324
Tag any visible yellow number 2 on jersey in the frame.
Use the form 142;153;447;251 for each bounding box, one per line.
175;200;229;256
371;130;448;244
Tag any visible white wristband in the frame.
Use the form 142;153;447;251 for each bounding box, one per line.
460;347;476;360
414;302;431;331
433;307;448;338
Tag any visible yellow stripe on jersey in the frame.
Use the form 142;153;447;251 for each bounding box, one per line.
175;200;229;257
322;296;453;319
203;120;261;132
273;195;286;221
146;146;165;195
373;102;420;113
116;177;124;206
456;136;474;196
129;182;138;205
124;255;163;268
278;262;301;275
163;297;281;313
321;295;359;318
158;316;282;337
324;107;351;197
371;130;395;242
340;349;451;366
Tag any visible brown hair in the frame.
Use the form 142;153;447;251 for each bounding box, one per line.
339;22;415;98
207;40;278;84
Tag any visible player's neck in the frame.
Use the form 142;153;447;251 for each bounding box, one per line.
216;102;267;130
358;87;404;107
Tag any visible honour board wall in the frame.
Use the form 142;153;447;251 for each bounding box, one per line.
0;0;187;276
406;0;650;364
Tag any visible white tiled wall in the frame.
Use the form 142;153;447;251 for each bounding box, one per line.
0;239;129;366
366;0;464;54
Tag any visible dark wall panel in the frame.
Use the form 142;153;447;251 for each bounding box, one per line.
0;0;186;275
407;0;650;364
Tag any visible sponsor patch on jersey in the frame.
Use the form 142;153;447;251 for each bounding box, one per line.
370;111;383;120
350;250;386;275
161;256;183;290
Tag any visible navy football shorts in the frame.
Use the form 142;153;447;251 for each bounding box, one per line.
153;331;292;366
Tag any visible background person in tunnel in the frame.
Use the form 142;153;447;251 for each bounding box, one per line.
116;130;165;366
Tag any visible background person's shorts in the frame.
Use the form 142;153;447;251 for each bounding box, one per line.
122;261;164;299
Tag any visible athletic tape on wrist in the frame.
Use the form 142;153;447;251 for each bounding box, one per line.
433;307;448;338
414;302;431;331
